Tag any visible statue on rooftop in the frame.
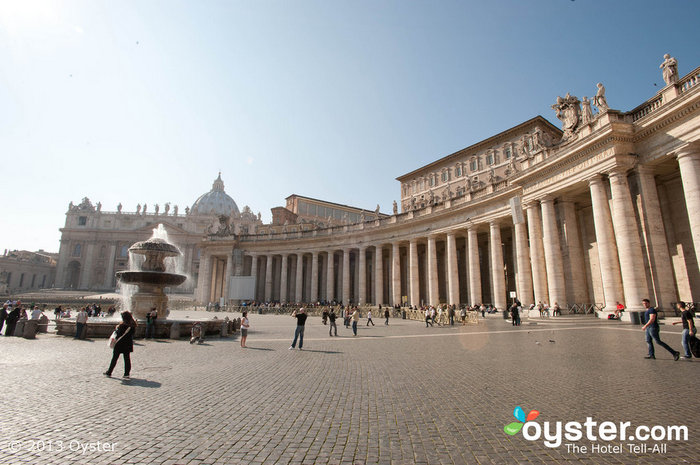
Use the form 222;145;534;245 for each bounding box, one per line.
173;205;178;216
143;203;148;214
593;83;608;113
154;204;159;215
117;203;122;213
136;204;141;214
392;200;398;215
580;96;593;125
660;54;679;86
551;93;581;140
164;203;170;215
96;202;102;212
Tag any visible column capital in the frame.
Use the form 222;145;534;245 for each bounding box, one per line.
676;144;700;162
607;166;630;179
522;199;540;210
635;164;657;176
539;195;556;204
587;174;606;186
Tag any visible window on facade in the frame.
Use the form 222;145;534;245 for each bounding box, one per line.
120;245;128;257
441;172;447;182
527;138;534;150
429;177;435;187
73;244;82;257
456;166;462;177
486;154;494;165
19;273;25;287
470;160;477;171
78;216;87;226
505;146;512;159
31;274;36;288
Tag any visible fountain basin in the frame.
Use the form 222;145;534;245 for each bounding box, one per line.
116;271;187;287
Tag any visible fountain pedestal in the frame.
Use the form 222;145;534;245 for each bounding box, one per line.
116;231;187;320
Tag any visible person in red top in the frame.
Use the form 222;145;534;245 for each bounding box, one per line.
614;301;625;319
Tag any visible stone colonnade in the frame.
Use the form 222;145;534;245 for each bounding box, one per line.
199;147;700;313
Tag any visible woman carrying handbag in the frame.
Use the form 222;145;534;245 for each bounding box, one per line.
104;311;137;379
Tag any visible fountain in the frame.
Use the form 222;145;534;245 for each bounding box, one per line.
55;225;239;338
116;227;187;320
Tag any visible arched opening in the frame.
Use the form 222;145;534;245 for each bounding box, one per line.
66;261;81;289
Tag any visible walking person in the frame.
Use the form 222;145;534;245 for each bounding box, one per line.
104;311;136;378
4;305;19;336
672;302;696;359
641;298;680;360
75;307;88;339
145;308;157;339
351;307;359;336
384;307;390;326
366;309;375;326
448;306;455;326
0;303;7;335
289;307;307;350
328;308;338;336
240;311;249;348
425;307;433;327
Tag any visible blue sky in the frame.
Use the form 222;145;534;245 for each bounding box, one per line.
1;0;699;253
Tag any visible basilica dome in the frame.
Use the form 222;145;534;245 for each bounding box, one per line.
190;173;240;216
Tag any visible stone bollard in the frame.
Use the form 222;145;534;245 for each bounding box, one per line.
38;315;50;333
170;322;180;339
23;320;38;339
14;320;26;337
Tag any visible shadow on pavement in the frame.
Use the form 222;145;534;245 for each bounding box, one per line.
120;378;162;388
243;347;274;351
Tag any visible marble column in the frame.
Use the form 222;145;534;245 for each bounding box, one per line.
676;147;700;269
525;202;549;305
104;243;117;289
342;248;351;305
489;222;506;310
223;252;234;302
250;254;259;301
446;232;459;306
559;200;587;304
310;251;319;303
326;251;335;302
358;247;367;305
79;242;95;289
264;255;273;302
513;220;534;306
427;235;439;306
588;175;624;309
374;245;384;306
540;197;566;307
467;227;482;305
392;242;401;306
636;166;677;309
200;253;213;304
295;253;304;303
608;168;649;311
409;239;420;307
280;254;288;303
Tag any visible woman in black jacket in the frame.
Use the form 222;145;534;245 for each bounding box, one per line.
104;311;136;378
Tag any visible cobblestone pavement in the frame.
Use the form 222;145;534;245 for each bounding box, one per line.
0;313;697;465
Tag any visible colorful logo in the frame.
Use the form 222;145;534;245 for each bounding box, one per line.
504;406;540;435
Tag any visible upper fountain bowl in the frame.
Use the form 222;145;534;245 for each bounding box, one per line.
129;238;181;257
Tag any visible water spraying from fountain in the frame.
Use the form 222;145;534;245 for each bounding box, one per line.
116;224;187;320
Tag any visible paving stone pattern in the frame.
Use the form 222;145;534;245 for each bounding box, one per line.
0;315;697;464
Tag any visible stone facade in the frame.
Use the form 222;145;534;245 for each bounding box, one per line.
54;176;264;292
0;250;57;294
197;59;700;315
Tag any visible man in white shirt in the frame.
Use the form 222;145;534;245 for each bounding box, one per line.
75;307;88;339
30;306;42;320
